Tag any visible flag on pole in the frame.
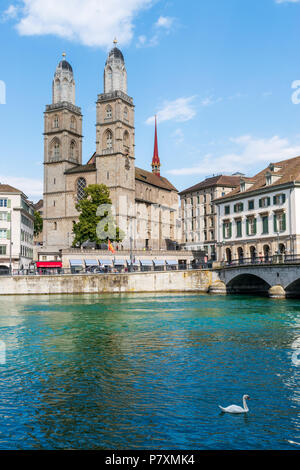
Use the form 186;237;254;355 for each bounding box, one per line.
108;239;115;254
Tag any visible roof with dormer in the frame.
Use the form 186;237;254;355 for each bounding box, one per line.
214;155;300;203
179;175;242;196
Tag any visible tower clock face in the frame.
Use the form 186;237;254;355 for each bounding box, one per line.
125;157;130;170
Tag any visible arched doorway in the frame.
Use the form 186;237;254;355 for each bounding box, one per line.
0;265;9;275
250;246;256;263
237;247;244;264
226;248;232;264
263;244;270;262
279;243;286;254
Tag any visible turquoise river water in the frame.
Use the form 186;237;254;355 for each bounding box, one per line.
0;293;300;450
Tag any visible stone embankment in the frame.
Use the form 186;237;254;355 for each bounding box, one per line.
0;270;221;296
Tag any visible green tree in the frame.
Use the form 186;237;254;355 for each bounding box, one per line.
34;211;43;237
72;184;124;247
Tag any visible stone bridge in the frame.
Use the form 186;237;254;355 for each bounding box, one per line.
212;263;300;298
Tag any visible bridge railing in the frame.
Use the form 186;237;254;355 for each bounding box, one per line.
222;254;300;268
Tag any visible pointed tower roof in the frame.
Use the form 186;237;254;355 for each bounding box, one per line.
152;116;161;177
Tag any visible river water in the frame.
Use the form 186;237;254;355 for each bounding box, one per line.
0;293;300;450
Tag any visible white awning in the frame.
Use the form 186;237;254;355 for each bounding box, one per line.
85;259;98;266
153;260;165;265
69;259;83;266
114;259;128;266
140;259;153;265
99;259;113;266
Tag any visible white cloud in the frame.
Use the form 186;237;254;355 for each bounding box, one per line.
168;135;300;176
146;97;197;124
200;95;223;106
1;4;19;21
137;33;159;48
155;16;174;30
0;174;43;200
5;0;154;47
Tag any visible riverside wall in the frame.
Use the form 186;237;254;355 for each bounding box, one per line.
0;270;220;296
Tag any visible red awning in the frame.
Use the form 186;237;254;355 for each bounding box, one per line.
36;262;62;268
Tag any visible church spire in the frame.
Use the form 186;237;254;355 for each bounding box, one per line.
152;115;161;177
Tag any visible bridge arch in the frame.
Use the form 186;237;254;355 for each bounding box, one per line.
226;273;271;296
285;278;300;298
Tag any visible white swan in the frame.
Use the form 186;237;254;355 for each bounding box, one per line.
219;394;250;414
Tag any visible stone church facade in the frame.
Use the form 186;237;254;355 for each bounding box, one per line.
42;44;179;253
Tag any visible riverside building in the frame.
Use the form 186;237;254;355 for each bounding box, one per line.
41;43;179;258
214;156;300;264
0;184;34;274
179;175;242;259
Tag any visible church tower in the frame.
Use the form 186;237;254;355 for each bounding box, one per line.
43;54;83;249
95;40;136;245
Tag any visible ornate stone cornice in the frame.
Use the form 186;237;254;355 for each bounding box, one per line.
45;102;82;115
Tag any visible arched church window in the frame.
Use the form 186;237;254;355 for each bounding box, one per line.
70;141;76;159
70;116;76;130
106;105;112;119
51;139;60;159
105;130;113;149
77;177;87;201
53;115;59;128
123;131;129;153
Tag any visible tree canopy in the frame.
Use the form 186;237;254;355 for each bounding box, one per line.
72;184;124;247
33;211;43;237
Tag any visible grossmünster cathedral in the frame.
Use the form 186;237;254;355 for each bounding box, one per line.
42;41;179;252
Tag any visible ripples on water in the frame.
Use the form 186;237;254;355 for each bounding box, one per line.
0;293;300;449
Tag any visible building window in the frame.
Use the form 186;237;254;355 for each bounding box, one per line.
259;197;271;208
0;245;7;255
262;215;269;234
236;219;242;238
224;205;230;215
123;130;129;152
273;194;286;205
223;221;232;239
77;177;87;201
234;202;244;213
53;115;59;128
248;200;254;210
274;212;286;233
70;116;77;130
106;105;112;119
54;222;57;230
124;107;128;121
0;199;8;208
0;229;8;239
0;212;8;221
70;141;76;159
246;217;257;236
105;130;113;149
52;139;60;159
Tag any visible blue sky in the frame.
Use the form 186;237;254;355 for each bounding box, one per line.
1;0;300;201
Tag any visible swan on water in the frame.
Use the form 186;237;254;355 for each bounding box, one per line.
219;395;250;414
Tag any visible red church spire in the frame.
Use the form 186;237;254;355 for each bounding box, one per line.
152;115;161;177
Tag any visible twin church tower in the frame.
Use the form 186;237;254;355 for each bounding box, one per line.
43;42;179;252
